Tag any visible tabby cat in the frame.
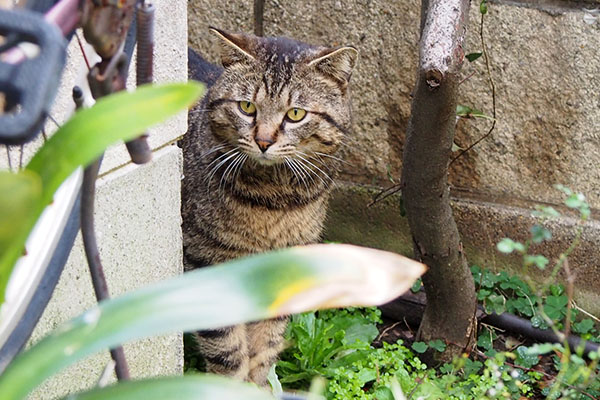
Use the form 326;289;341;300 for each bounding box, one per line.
181;27;357;385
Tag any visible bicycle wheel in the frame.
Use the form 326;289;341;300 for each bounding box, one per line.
0;0;137;372
0;169;82;373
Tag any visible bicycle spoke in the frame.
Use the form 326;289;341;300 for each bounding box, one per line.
5;145;11;171
18;144;23;170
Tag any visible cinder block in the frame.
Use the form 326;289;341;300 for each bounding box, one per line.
324;183;600;317
28;145;184;399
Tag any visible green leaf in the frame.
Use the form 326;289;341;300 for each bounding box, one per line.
65;375;275;400
573;319;595;335
465;52;483;62
508;297;534;317
549;284;564;297
530;225;552;244
411;342;428;354
497;238;524;254
477;328;496;351
428;339;447;352
0;171;42;303
526;343;556;356
480;0;488;14
544;295;568;321
0;244;425;400
565;193;584;209
27;83;204;207
463;359;483;376
531;315;547;329
524;254;549;270
439;363;454;374
410;278;422;293
533;205;561;219
456;104;494;121
373;386;394;400
484;293;506;315
267;364;283;396
477;288;491;300
480;271;498;288
451;142;464;152
0;83;204;294
515;346;540;368
554;184;573;196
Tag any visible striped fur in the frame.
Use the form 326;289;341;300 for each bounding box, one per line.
182;29;357;385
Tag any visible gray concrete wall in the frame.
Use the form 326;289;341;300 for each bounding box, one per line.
189;0;600;312
1;0;188;397
189;0;600;206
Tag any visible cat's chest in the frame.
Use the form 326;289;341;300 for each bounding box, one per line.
219;195;327;251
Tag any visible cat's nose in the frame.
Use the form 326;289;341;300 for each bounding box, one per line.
255;138;274;153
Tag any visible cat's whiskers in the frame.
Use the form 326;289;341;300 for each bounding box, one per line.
219;152;246;194
291;157;315;184
232;154;248;182
205;147;238;172
294;157;326;187
202;143;231;158
313;151;350;166
294;153;334;185
188;108;211;116
284;156;310;193
206;150;240;187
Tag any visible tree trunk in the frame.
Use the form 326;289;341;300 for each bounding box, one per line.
400;0;477;363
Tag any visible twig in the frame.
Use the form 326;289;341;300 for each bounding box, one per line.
253;0;265;36
563;258;575;340
367;184;401;207
571;301;600;323
450;8;497;166
75;31;91;71
375;321;402;343
458;70;476;86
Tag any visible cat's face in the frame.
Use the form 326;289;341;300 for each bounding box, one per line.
206;29;357;171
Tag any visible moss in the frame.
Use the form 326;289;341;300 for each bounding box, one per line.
324;183;413;256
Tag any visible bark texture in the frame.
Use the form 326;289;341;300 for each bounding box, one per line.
400;0;477;362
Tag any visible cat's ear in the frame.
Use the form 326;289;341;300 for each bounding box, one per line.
209;27;256;67
308;46;358;86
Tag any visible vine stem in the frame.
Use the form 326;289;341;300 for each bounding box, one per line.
450;7;497;166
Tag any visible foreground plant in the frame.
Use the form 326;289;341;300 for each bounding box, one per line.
0;244;425;399
493;185;599;398
0;81;426;399
0;82;204;304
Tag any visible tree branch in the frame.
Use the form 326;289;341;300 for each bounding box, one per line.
400;0;476;362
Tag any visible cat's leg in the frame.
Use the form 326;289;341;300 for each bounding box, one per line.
246;316;289;385
194;324;249;380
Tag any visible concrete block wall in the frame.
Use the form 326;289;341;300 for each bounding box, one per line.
189;0;600;313
1;0;188;397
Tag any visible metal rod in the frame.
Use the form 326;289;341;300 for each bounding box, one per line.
124;1;155;165
81;157;131;381
76;84;131;381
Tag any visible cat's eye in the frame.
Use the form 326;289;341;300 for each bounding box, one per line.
286;108;307;122
238;101;257;116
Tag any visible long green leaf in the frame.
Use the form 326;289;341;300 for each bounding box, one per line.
64;375;276;400
27;82;204;206
0;244;425;399
0;83;204;303
0;171;42;302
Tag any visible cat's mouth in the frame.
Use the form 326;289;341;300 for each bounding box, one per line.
250;152;282;166
245;149;284;166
